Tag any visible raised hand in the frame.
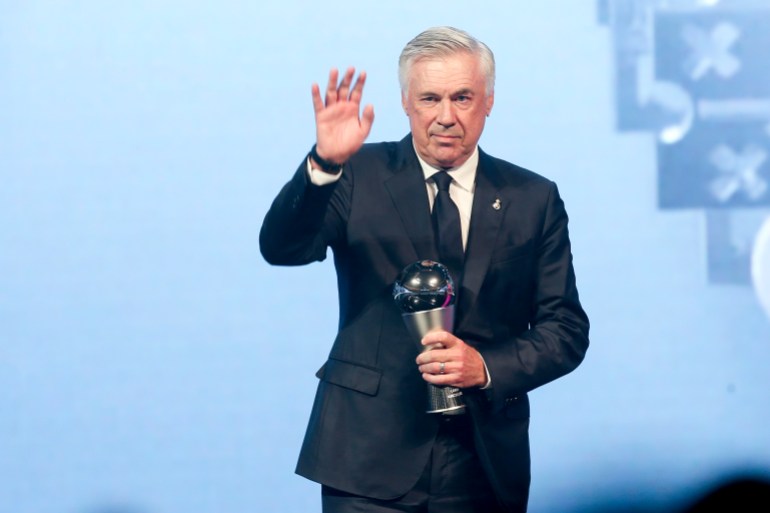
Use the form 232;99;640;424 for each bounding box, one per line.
311;67;375;166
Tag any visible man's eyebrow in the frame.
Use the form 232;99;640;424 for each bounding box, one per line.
417;87;475;97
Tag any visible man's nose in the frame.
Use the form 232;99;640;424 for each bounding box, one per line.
436;99;456;126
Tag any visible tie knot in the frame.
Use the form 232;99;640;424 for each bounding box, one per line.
433;171;453;191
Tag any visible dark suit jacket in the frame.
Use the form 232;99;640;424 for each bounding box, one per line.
260;134;589;512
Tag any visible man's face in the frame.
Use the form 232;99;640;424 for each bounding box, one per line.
402;52;494;169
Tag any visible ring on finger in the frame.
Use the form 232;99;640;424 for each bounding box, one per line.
439;362;446;374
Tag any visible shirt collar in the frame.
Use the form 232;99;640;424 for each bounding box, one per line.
414;144;479;193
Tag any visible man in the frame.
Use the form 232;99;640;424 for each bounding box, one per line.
260;26;589;513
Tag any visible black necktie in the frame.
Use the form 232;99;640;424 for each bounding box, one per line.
432;171;464;282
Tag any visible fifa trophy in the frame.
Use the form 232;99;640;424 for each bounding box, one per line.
393;260;466;415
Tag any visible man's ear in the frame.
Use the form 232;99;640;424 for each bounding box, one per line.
486;92;495;116
401;93;409;115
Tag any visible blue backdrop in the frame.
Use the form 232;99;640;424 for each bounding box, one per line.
2;1;769;512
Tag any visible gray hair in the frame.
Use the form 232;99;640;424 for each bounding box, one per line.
398;26;496;95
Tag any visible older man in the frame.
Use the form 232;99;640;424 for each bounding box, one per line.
260;26;590;513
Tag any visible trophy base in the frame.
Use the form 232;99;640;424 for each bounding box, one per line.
426;384;466;415
427;404;466;415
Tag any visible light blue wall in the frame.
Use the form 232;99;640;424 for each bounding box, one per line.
2;2;769;512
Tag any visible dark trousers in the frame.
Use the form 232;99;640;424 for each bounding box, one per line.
321;415;507;513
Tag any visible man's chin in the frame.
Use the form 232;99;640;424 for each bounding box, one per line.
433;151;464;169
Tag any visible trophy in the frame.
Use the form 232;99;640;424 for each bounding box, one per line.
393;260;466;415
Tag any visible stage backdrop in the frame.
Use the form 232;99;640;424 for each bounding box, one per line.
2;1;769;512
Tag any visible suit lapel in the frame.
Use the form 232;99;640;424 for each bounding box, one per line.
384;136;439;263
456;150;506;328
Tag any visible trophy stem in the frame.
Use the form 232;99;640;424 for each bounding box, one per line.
401;306;466;415
400;306;455;346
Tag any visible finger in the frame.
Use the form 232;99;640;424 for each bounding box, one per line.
337;67;355;102
417;352;450;371
415;346;444;366
349;70;367;104
422;372;453;386
421;329;454;349
420;362;446;375
419;343;443;357
325;68;339;106
311;83;324;113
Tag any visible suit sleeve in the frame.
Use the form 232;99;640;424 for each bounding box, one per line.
477;182;589;408
259;158;350;266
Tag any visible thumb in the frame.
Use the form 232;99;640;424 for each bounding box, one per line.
360;104;375;135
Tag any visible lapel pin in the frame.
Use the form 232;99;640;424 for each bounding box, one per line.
492;198;501;210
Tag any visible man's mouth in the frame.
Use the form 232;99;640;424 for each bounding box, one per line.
431;133;459;142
